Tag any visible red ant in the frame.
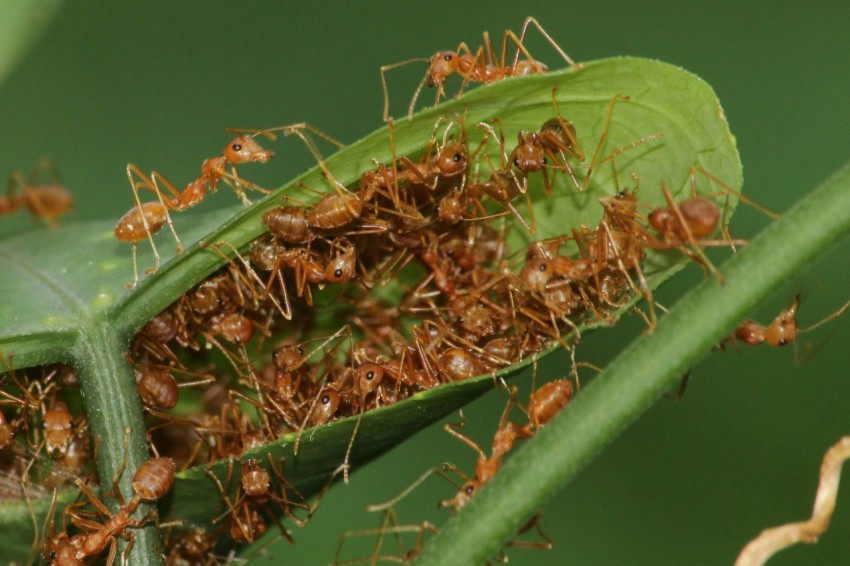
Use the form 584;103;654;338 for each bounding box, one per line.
2;159;73;226
730;295;850;349
509;85;585;193
439;380;573;510
645;165;780;281
381;17;576;120
42;454;175;565
206;453;313;545
115;131;277;286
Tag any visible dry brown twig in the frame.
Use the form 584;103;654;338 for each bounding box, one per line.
735;436;850;566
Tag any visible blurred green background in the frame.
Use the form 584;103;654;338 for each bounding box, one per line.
2;2;850;564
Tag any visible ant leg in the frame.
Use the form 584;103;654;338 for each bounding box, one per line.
514;17;576;68
689;164;780;220
378;57;429;121
579;95;631;191
407;65;432;121
443;421;487;463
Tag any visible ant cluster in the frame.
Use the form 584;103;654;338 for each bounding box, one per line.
5;15;845;566
118;87;757;559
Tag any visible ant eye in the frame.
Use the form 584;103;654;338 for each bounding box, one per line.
465;484;475;494
453;153;463;162
366;371;375;381
444;53;453;61
297;346;304;355
321;394;331;404
538;263;548;272
513;158;520;167
334;268;343;278
232;143;242;151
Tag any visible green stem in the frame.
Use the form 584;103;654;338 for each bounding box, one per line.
413;161;850;566
73;323;162;566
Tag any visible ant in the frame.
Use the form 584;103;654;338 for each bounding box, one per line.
42;453;175;565
206;454;313;545
728;294;850;349
132;360;215;411
646;165;778;279
380;17;576;120
2;159;73;226
439;380;573;511
508;85;585;193
115;130;278;286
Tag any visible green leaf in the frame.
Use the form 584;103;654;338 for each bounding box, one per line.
0;57;740;563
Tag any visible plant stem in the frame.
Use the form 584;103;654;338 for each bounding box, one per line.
74;323;162;566
412;160;850;566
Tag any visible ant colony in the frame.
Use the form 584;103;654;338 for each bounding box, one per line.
5;14;846;566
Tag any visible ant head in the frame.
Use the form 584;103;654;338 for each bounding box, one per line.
510;132;545;172
435;142;468;176
310;388;340;426
519;258;554;293
437;194;464;224
428;51;460;86
272;344;305;372
599;189;638;218
325;252;357;284
223;135;275;165
764;298;800;347
440;479;481;511
43;533;81;566
355;362;385;397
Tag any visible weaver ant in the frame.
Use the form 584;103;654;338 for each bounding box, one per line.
381;17;576;120
730;294;850;349
206;454;313;545
439;381;572;511
42;452;175;565
509;85;585;193
115;130;277;286
2;159;73;226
